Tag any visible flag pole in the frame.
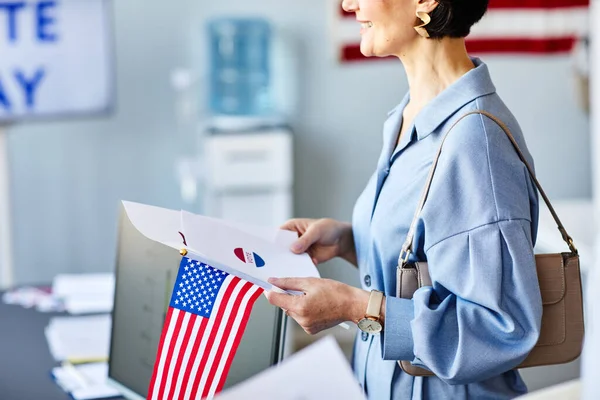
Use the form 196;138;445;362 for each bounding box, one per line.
0;125;14;289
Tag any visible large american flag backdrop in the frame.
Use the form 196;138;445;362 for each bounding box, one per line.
334;0;590;62
147;257;263;400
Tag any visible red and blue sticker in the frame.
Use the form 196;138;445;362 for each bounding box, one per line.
234;248;266;268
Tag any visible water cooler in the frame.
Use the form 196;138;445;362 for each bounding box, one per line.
173;17;296;226
200;17;294;227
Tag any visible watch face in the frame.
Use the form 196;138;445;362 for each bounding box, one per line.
358;318;382;334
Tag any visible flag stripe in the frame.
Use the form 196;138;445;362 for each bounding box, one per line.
174;316;209;399
213;287;264;396
147;307;175;399
203;282;258;399
166;313;197;400
196;279;251;399
467;37;577;54
184;275;239;400
162;312;192;399
150;309;184;400
156;310;186;400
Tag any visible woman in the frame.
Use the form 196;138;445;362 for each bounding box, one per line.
265;0;543;398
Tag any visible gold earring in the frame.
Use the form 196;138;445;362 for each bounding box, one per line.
414;11;431;38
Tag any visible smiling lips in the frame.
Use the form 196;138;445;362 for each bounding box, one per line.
359;21;373;34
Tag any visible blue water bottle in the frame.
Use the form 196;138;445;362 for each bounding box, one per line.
208;18;273;116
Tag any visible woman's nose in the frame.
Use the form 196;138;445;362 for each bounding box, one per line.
341;0;358;13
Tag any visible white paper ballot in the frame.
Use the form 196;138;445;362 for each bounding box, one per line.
181;210;320;291
215;336;366;400
204;213;299;247
121;201;320;292
122;201;185;250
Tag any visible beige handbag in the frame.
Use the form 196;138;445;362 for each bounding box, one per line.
396;110;585;377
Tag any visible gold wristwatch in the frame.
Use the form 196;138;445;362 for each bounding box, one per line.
357;290;384;334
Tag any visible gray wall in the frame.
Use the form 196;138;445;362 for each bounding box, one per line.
6;2;591;288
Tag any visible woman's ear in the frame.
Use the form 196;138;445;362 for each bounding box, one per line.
416;0;439;14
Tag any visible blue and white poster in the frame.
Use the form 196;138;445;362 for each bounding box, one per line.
0;0;113;120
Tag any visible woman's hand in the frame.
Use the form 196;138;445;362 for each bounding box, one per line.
281;218;357;266
265;277;371;335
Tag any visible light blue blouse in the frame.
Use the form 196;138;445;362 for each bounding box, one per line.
351;58;543;400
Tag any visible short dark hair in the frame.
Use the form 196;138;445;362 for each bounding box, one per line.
426;0;489;39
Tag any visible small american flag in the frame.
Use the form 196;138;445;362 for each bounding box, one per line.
147;257;263;400
333;0;590;62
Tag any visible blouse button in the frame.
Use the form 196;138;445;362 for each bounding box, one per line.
364;274;372;287
361;331;369;341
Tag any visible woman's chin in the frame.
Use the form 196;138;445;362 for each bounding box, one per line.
360;43;376;58
360;43;390;58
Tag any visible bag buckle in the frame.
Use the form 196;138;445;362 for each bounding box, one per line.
568;237;578;255
399;249;411;265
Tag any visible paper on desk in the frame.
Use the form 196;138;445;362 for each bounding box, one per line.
52;273;115;314
45;315;111;362
62;296;114;315
181;210;320;291
215;336;366;400
52;362;121;400
53;274;114;298
2;286;63;312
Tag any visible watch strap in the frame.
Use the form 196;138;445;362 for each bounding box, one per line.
366;290;384;320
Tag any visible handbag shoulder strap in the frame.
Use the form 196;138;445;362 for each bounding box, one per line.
398;110;578;265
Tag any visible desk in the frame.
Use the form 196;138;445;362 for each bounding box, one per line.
0;296;125;400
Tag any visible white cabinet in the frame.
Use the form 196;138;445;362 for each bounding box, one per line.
201;128;293;228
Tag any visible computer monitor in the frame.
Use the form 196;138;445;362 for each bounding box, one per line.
107;207;287;399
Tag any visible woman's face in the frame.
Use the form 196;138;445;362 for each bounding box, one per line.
341;0;418;58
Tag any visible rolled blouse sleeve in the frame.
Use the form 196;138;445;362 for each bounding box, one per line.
381;113;543;385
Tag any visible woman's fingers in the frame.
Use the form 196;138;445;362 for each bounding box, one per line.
265;277;312;313
290;225;321;254
280;218;308;232
268;277;311;291
281;219;322;254
264;291;296;310
280;218;340;264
